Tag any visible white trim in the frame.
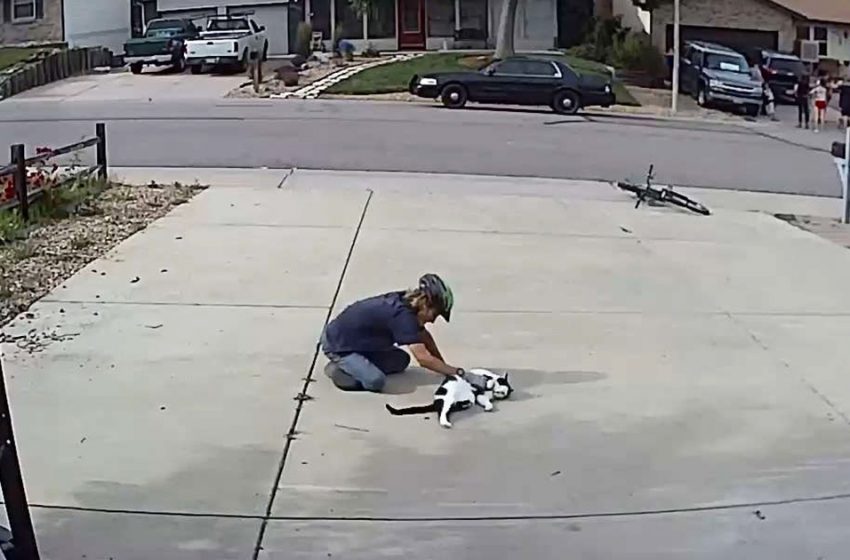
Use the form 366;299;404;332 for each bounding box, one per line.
11;0;37;23
454;0;460;31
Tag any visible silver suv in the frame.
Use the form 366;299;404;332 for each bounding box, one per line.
679;41;763;117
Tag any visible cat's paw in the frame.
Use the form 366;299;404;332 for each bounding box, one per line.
440;421;452;429
483;403;494;412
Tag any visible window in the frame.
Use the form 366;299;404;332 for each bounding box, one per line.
521;60;558;76
334;0;363;39
689;48;702;66
704;52;749;74
492;59;526;74
12;0;36;22
796;25;809;41
427;0;454;37
768;58;805;75
207;18;249;32
459;0;487;33
310;0;331;39
367;0;395;39
813;26;829;56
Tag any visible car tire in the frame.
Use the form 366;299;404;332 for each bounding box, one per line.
745;104;759;118
190;64;202;75
238;50;249;73
262;42;269;62
552;89;581;115
440;84;468;109
130;62;143;75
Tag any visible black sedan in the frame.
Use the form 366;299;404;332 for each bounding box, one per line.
408;55;616;115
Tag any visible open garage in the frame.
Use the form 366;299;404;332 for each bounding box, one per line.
157;0;291;56
664;24;779;52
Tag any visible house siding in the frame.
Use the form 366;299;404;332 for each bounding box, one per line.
650;0;796;53
0;0;63;45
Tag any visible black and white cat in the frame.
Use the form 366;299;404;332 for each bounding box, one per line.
385;368;513;429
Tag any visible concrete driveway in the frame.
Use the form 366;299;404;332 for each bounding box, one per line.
9;67;248;103
3;169;850;558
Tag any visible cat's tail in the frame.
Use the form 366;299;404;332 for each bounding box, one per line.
385;402;439;416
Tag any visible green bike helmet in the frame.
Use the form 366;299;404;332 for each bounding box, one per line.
419;273;454;322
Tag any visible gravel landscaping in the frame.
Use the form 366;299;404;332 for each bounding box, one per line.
0;181;205;331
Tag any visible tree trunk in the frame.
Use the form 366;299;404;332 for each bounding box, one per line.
494;0;520;60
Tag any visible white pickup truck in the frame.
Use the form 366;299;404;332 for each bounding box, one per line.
185;14;268;74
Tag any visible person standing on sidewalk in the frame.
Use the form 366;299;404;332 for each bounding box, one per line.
795;74;812;129
812;79;829;132
319;273;466;392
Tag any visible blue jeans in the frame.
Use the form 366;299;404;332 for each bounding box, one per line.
320;330;410;392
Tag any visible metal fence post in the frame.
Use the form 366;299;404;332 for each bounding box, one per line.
11;144;28;222
95;123;107;180
0;359;41;560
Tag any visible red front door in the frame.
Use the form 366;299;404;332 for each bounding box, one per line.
398;0;426;49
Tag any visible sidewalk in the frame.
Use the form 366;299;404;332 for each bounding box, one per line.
3;169;850;558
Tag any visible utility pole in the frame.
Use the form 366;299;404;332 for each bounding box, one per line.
671;0;681;113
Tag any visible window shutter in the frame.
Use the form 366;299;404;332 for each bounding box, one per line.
35;0;44;19
2;0;11;23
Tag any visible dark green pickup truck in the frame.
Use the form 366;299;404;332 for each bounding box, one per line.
123;18;200;74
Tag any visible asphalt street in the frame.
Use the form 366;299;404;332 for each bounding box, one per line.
0;96;842;196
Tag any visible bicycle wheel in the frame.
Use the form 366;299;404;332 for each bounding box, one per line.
663;190;711;216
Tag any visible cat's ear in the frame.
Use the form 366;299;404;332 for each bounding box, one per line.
504;372;509;382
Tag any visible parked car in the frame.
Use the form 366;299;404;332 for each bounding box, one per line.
747;48;806;103
408;55;616;115
123;18;200;74
679;41;763;117
185;14;268;74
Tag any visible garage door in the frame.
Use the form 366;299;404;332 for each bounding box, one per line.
665;24;778;53
228;3;289;56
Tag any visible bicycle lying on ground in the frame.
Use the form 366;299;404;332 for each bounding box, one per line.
616;165;711;216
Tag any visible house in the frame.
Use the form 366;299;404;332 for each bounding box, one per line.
0;0;63;45
304;0;556;52
620;0;850;75
1;0;131;57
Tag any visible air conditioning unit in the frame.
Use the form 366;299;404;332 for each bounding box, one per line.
799;39;820;62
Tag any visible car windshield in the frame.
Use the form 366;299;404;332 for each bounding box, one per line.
705;53;750;74
145;21;184;37
206;19;249;31
145;27;182;38
770;58;805;74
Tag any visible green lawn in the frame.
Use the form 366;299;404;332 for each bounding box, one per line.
0;47;39;71
326;52;639;106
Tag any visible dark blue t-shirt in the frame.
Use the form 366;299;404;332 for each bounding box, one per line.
322;291;422;354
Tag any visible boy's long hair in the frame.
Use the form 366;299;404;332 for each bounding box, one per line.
402;287;430;313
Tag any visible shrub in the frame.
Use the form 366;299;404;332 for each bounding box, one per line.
295;22;313;57
612;32;665;77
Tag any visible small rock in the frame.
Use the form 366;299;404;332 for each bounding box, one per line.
160;406;166;411
550;470;562;476
160;268;168;273
130;276;140;283
754;510;766;520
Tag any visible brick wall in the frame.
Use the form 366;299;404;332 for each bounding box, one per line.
0;0;64;45
650;0;796;53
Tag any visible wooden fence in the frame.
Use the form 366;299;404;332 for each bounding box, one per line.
0;47;112;101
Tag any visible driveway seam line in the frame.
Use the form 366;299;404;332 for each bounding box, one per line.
725;311;850;426
251;189;374;560
23;488;850;522
39;299;328;310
